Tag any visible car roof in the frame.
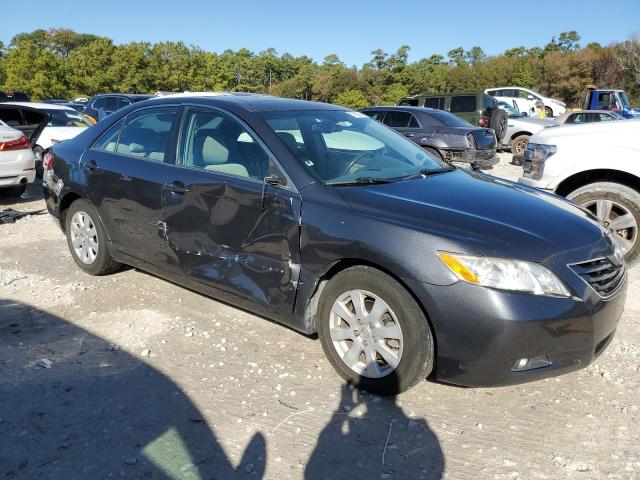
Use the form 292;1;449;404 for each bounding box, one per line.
0;101;76;111
563;109;616;114
92;93;154;99
402;91;486;98
362;105;441;113
147;92;347;112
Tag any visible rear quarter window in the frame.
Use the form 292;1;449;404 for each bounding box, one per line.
450;96;477;113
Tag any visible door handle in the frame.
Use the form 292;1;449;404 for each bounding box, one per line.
164;181;190;194
86;160;100;171
403;133;415;138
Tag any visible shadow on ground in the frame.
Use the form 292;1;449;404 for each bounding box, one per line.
0;299;444;479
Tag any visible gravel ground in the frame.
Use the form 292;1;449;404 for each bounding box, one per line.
1;153;639;479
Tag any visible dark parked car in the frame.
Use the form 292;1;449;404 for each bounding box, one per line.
83;93;153;123
398;91;508;141
43;94;626;394
0;91;30;102
361;106;498;169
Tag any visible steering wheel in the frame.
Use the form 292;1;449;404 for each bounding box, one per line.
342;152;376;176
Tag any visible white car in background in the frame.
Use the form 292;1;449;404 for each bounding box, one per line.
0;102;92;174
486;87;567;117
518;119;640;264
0;119;40;197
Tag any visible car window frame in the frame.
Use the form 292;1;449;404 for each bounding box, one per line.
89;105;181;165
174;104;297;192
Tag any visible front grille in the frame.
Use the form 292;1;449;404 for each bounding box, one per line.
570;257;625;298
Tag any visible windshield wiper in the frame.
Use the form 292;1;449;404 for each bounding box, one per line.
401;166;455;181
326;177;395;187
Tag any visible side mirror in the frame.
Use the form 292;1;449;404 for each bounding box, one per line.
527;95;534;100
264;174;285;186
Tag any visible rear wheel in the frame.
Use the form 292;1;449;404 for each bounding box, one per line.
510;134;529;156
545;106;554;117
317;266;434;395
65;199;121;275
490;108;507;141
567;182;640;265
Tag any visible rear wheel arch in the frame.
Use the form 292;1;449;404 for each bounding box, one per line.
59;191;83;231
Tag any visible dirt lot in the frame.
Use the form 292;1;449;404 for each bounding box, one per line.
1;153;639;479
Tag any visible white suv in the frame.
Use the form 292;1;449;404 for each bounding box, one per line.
518;119;640;263
486;87;567;117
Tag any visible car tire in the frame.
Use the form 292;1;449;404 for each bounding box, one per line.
567;182;640;265
423;146;443;160
2;184;27;197
65;199;121;275
317;266;434;395
490;108;507;141
510;134;529;156
545;106;554;117
33;146;44;178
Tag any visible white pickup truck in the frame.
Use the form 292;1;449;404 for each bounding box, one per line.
518;119;640;264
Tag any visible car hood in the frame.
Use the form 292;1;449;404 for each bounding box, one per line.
336;168;610;264
510;115;556;127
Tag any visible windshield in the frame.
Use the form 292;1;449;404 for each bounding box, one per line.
46;109;92;128
498;101;520;117
619;92;631;109
261;110;447;185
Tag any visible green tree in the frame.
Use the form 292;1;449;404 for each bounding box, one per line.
334;89;368;109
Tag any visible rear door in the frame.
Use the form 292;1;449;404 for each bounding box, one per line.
449;95;478;125
82;106;181;265
382;110;421;141
161;106;302;312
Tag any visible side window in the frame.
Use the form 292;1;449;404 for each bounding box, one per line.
383;111;412;128
116;107;177;162
408;114;419;128
178;108;273;180
573;113;588;124
363;110;386;122
93;120;124;152
600;113;615;122
450;96;477;113
0;108;23;126
423;97;444;110
92;97;105;110
105;96;119;112
23;109;44;126
517;90;532;99
398;98;419;106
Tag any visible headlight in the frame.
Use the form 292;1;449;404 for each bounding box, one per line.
438;252;571;298
523;143;556;180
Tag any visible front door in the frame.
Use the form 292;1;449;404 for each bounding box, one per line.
161;106;301;312
82;106;180;265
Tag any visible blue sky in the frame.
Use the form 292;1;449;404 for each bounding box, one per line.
1;0;638;66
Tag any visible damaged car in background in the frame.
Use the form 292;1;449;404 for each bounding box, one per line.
361;106;498;169
42;93;626;394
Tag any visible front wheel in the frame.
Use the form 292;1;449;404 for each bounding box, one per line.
65;199;121;275
317;266;434;395
545;106;554;117
510;134;529;156
567;182;640;265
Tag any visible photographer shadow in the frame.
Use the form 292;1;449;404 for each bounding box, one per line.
305;374;445;479
0;299;265;479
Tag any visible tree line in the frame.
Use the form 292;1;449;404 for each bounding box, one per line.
0;29;638;109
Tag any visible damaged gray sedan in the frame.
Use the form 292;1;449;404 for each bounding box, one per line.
361;106;498;169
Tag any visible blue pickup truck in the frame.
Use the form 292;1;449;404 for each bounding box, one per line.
582;87;640;119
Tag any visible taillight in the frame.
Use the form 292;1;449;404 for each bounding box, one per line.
478;115;489;127
43;151;56;171
0;135;30;151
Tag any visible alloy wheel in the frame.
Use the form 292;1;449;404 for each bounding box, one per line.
582;198;638;254
329;289;403;378
70;211;99;264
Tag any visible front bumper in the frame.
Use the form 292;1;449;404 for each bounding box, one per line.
0;150;36;188
406;275;626;387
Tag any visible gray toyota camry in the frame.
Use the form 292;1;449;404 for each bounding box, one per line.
43;93;626;394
